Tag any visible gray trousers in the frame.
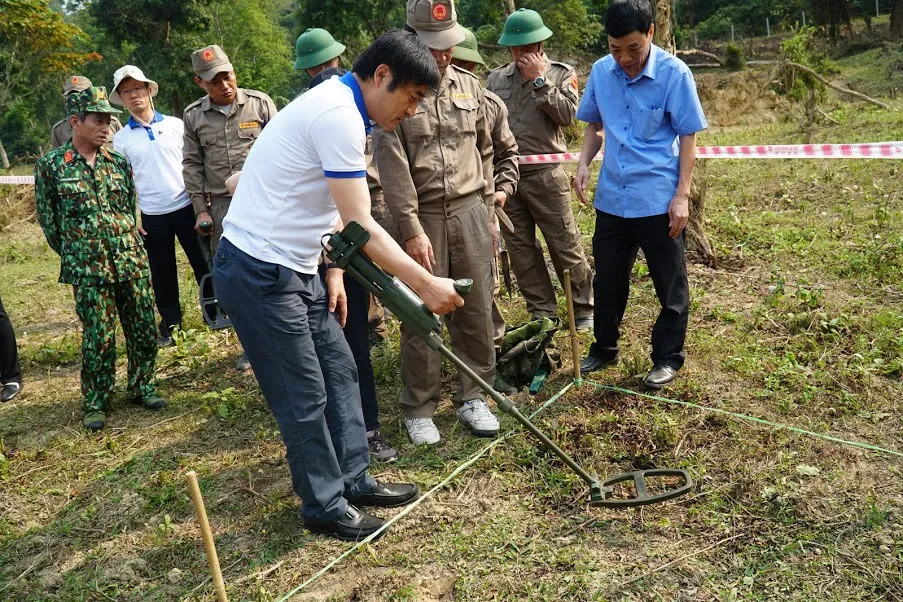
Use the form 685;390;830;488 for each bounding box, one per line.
214;237;375;524
400;201;496;418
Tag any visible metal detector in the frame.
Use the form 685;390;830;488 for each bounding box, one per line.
198;220;232;330
325;222;693;508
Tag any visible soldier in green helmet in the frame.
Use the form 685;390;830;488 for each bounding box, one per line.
35;87;166;431
487;8;594;333
294;28;347;78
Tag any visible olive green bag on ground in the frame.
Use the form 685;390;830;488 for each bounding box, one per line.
495;317;561;394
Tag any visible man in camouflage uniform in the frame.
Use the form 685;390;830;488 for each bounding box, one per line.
487;9;594;329
50;75;122;150
182;44;277;371
35;87;165;431
374;0;518;445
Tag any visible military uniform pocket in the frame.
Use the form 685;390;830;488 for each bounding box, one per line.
451;97;479;131
57;180;91;219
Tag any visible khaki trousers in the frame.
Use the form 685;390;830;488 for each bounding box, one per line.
400;202;496;418
502;165;594;319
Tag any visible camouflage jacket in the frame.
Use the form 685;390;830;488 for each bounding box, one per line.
34;141;149;285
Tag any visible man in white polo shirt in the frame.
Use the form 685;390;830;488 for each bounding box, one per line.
111;66;210;346
214;30;462;541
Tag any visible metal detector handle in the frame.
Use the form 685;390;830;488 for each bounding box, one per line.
453;279;473;295
592;469;694;508
199;220;213;234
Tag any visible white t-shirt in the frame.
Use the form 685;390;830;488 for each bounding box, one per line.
222;74;369;274
113;112;191;215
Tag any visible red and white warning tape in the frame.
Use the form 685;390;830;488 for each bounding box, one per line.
517;141;903;165
2;142;901;185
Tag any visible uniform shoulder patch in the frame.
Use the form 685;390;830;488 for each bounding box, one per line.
450;64;478;81
569;73;579;94
244;89;273;102
63;150;74;164
183;98;204;114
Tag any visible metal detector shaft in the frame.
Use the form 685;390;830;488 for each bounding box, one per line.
432;337;599;488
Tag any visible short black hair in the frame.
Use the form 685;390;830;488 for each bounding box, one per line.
353;28;439;91
605;0;654;39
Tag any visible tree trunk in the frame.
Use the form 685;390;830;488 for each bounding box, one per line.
0;136;9;170
653;0;675;53
503;0;516;16
893;0;903;39
686;160;715;267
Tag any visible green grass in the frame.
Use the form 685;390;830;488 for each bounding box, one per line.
1;86;901;600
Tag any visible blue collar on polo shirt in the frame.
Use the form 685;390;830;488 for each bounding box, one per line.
339;71;372;134
127;111;165;140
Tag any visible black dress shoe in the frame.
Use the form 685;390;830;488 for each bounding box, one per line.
349;481;420;508
1;382;22;402
645;365;678;389
580;354;617;373
304;505;386;541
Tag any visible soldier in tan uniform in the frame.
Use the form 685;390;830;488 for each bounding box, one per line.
487;9;594;329
182;44;277;370
451;27;519;392
50;75;122;150
374;0;517;445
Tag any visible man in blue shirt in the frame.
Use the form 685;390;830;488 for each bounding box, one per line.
573;0;707;388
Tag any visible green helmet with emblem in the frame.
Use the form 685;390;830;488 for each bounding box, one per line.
452;27;485;65
66;87;121;116
498;8;553;46
294;28;346;71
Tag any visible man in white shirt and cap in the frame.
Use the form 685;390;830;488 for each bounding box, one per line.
111;66;210;346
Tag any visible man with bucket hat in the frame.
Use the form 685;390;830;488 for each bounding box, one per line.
35;87;165;431
111;65;210;347
487;9;595;331
294;28;346;79
50;75;121;149
374;0;517;445
182;44;277;371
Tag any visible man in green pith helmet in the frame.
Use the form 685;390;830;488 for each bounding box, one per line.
451;27;520;393
35;87;165;432
294;28;347;78
487;9;594;332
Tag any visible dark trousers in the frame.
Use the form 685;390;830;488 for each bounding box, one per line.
141;204;210;335
214;238;375;524
590;210;689;370
0;292;22;384
318;265;380;433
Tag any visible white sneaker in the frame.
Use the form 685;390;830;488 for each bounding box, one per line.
405;418;441;445
457;399;500;437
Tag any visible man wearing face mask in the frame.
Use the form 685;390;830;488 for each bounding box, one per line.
487;9;594;332
374;0;516;446
182;44;277;371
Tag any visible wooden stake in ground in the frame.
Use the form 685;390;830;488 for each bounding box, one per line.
562;269;582;382
186;471;229;602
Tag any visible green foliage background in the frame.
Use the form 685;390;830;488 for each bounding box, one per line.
0;0;900;162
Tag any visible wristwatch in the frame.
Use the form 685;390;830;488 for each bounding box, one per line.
533;76;546;88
